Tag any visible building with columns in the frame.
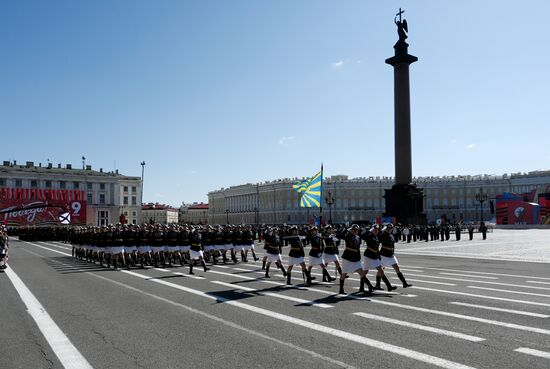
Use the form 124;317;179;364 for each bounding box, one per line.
208;171;550;225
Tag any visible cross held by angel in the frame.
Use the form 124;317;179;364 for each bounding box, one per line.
394;8;408;42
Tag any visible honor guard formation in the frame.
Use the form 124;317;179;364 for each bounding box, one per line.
14;222;489;294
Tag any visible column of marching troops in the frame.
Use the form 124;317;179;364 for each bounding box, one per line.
14;222;489;294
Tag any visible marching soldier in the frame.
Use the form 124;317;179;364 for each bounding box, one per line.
338;224;373;295
285;226;313;286
263;227;287;278
322;226;343;280
379;224;412;288
188;227;210;275
307;227;335;282
362;225;395;291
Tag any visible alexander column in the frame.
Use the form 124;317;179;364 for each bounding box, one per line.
384;8;425;224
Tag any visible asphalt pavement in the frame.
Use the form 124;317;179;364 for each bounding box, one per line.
1;234;550;369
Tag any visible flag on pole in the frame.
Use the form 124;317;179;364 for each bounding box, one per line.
292;179;309;193
299;171;322;208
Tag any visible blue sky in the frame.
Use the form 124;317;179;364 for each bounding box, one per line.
2;1;549;205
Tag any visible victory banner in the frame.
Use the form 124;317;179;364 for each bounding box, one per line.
0;188;86;227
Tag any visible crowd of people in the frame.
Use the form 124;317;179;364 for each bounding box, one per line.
14;222;422;295
0;225;8;270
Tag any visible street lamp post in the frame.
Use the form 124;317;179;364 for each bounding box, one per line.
140;161;146;203
225;209;229;224
475;187;488;223
325;191;335;224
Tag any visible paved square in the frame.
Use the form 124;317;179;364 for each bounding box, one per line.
396;229;550;263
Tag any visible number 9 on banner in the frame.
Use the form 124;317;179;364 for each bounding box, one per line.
72;202;81;215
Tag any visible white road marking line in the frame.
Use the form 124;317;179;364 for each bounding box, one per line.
152;268;206;280
353;312;485;342
448;302;549;318
4;266;94;369
514;347;550;360
405;265;550;281
412;286;550;307
23;241;72;256
467;286;550;298
393;278;455;286
526;280;550;285
172;271;205;280
397;272;550;290
439;273;498;280
211;281;333;308
398;251;550;264
367;299;550;336
225;265;415;297
39;241;72;250
40;256;357;369
120;270;476;369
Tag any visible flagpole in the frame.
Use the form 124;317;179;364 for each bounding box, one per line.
320;163;323;225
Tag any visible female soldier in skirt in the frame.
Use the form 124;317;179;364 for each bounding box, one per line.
307;227;335;282
322;226;344;280
339;224;374;295
243;225;259;262
188;227;210;275
362;225;396;291
263;227;287;278
379;224;412;288
285;226;313;286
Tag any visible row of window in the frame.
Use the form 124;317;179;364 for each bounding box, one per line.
2;178;108;190
122;186;138;193
1;179;140;194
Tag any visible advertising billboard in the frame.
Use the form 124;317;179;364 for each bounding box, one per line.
0;188;86;227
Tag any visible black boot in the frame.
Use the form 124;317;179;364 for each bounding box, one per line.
201;260;210;272
339;279;345;294
265;265;270;278
374;275;384;290
362;276;373;294
279;264;287;277
382;275;397;291
397;272;412;288
359;277;365;292
286;272;292;285
262;259;266;270
305;270;312;286
337;266;348;279
189;263;194;275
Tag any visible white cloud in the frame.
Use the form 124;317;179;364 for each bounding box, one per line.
279;136;295;145
188;170;198;175
331;60;344;69
356;60;362;64
450;139;458;144
465;143;476;149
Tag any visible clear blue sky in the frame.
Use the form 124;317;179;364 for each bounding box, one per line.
2;1;549;206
